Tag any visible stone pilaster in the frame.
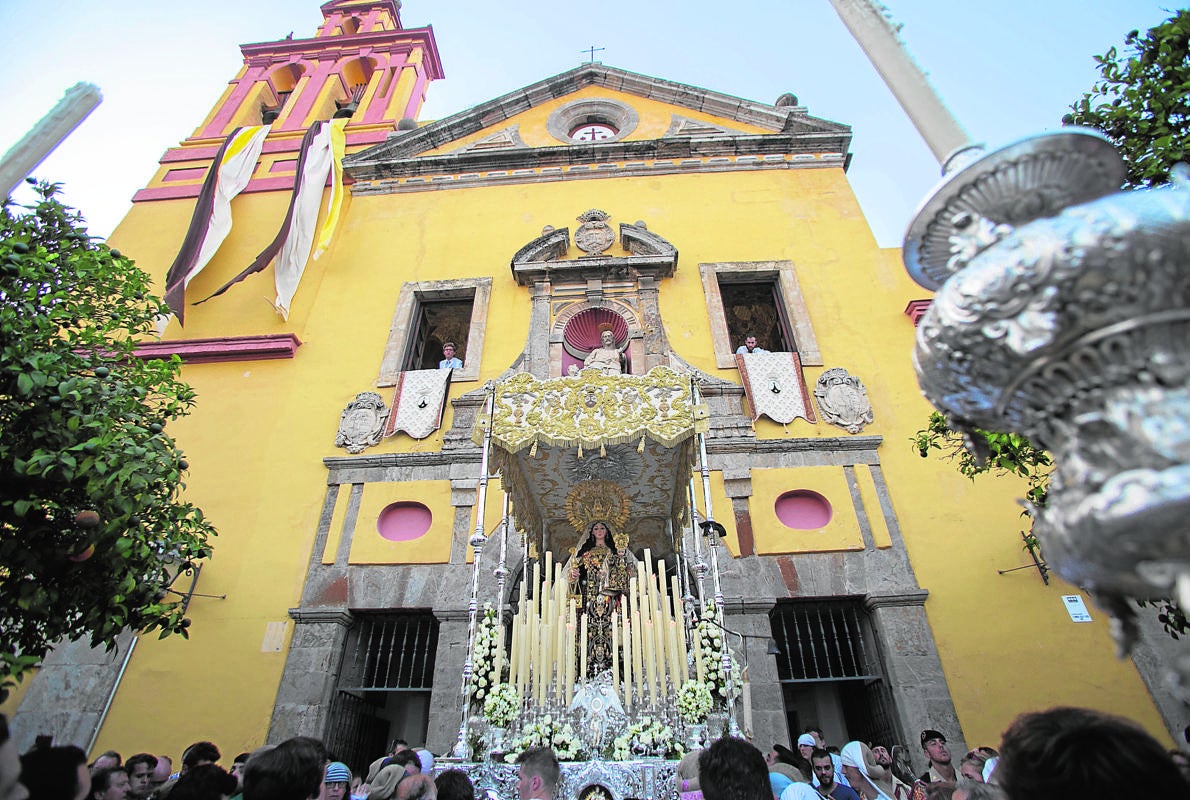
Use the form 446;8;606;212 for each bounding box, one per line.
426;613;470;754
267;610;353;743
865;593;966;771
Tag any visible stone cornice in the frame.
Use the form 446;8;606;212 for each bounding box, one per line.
288;608;354;626
511;251;677;287
865;590;930;610
348;64;849;166
323;449;482;471
132;333;302;363
707;434;884;455
346;133;848;182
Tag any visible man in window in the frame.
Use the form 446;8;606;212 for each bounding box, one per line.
438;342;463;369
735;335;768;354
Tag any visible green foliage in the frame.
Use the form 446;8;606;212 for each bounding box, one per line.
913;412;1188;637
912;411;1051;511
0;182;216;696
1064;10;1190;187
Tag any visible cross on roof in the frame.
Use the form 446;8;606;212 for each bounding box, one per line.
582;45;605;64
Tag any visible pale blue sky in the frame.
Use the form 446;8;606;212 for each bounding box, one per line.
0;1;1174;248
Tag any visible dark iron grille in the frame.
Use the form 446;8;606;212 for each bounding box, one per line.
771;599;879;682
324;690;389;778
340;612;438;691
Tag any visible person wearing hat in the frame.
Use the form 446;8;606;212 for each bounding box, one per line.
917;730;955;784
802;730;850;789
324;764;351;800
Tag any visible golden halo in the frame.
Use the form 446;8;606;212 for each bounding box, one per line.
565;479;630;536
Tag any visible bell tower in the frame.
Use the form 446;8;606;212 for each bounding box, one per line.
134;0;443;203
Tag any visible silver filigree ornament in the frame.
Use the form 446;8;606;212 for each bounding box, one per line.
907;128;1190;697
334;391;388;454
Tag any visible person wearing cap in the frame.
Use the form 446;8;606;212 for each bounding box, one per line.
803;729;850;789
324;764;351;800
917;730;955;784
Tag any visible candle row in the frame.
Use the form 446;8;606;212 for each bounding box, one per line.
504;548;693;708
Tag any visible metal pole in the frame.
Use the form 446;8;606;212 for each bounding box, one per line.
452;385;496;759
0;83;102;198
691;379;739;736
828;0;974;165
86;635;137;757
687;477;707;610
495;490;511;618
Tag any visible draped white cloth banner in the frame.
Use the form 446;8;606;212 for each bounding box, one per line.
735;351;816;425
383;368;454;440
189;125;270;289
272;122;334;319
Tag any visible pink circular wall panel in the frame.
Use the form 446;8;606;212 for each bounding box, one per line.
774;490;832;530
377;501;433;542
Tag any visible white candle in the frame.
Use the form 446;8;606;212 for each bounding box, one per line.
621;602;633;710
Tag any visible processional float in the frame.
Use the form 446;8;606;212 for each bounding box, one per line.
450;367;745;763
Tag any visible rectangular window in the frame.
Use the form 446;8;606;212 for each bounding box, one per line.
770;599;898;748
378;277;493;384
403;296;475;371
718;277;795;354
700;261;821;370
339;612;438;691
325;612;439;776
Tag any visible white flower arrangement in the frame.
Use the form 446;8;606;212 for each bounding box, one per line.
482;682;520;728
609;719;685;761
694;602;742;708
503;715;585;761
468;603;505;704
675;680;713;724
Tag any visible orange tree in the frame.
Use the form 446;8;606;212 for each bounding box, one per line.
1064;10;1190;187
0;182;215;696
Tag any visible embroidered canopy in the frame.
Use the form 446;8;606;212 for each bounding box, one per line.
472;366;707;558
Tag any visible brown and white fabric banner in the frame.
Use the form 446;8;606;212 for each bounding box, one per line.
735;351;817;425
383;368;453;440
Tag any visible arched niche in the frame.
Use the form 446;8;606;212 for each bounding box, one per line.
334;56;379;118
553;303;643;377
508;212;678;378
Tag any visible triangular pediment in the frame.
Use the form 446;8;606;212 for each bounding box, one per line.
446;125;527;154
344;64;851;179
664;115;749;138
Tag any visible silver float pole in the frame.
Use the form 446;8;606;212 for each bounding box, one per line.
452;385;496;759
692;379;739;737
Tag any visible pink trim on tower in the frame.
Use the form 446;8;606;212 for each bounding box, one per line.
201;63;272;139
279;60;336;132
363;52;409;124
401;64;429;121
904;299;932;326
164;167;209;182
132;333;302;363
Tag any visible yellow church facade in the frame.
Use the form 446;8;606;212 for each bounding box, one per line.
6;0;1183;774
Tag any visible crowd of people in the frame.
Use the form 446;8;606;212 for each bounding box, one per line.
4;707;1189;800
0;720;476;800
